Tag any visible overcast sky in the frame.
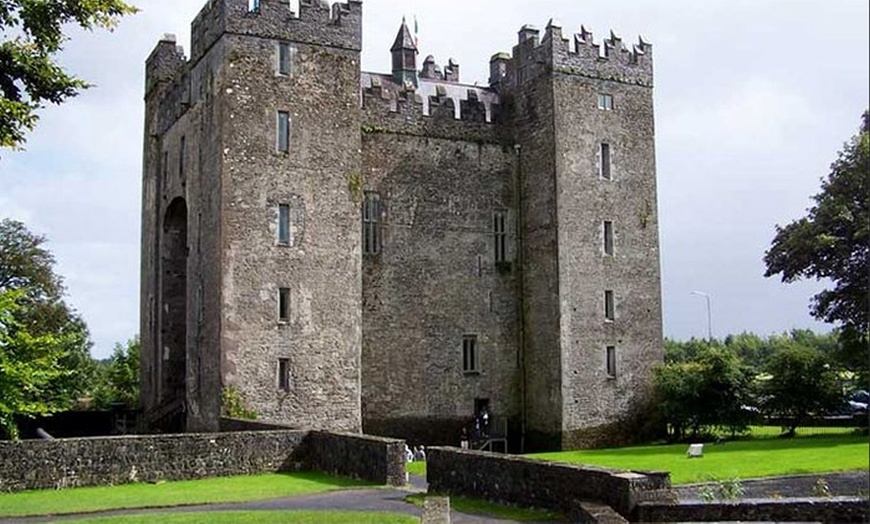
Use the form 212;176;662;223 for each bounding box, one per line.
1;0;867;359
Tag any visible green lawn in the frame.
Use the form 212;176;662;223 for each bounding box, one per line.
406;461;426;477
66;511;417;524
0;472;374;518
531;433;869;485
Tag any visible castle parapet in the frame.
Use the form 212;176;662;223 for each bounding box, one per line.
361;73;501;143
190;0;362;64
492;19;653;88
145;34;187;98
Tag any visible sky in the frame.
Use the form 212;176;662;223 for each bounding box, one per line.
1;0;868;359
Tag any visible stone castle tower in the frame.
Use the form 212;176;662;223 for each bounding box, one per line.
141;0;663;450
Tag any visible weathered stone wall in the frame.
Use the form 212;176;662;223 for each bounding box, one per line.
551;41;662;448
636;497;869;523
359;124;519;444
217;25;362;431
141;31;226;433
0;431;306;492
426;446;671;518
303;431;406;487
493;20;662;450
0;431;406;492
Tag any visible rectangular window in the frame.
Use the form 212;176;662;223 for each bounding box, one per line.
278;204;291;245
363;191;380;255
278;287;291;322
598;93;613;110
278;42;292;75
179;136;186;178
606;346;617;378
277;111;291;152
493;210;507;263
248;0;260;12
462;335;478;374
605;289;615;321
600;142;611;180
278;358;291;390
603;220;614;256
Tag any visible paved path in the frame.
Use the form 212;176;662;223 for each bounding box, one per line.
2;476;527;524
673;470;869;500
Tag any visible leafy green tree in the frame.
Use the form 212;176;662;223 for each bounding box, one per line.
761;341;843;436
92;337;139;409
654;345;755;439
0;289;75;439
0;218;93;438
0;0;138;149
764;111;869;379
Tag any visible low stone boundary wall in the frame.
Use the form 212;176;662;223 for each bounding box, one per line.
426;447;671;518
636;497;869;523
304;431;406;487
0;430;406;492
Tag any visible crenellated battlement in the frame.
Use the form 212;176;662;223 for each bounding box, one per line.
190;0;362;64
362;73;500;124
361;73;501;143
491;19;653;88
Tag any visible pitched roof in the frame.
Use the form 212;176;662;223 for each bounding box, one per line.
390;19;417;52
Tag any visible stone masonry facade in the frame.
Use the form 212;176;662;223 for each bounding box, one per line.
140;0;663;451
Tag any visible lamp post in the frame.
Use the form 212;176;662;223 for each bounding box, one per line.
691;291;713;341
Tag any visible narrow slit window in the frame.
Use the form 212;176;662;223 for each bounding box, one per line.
597;93;613;110
162;151;168;185
363;191;380;255
278;358;291;390
179;136;186;179
277;111;291;152
600;142;611;180
605;290;615;321
603;220;614;256
278;204;291;245
462;335;478;374
278;42;292;76
278;287;291;322
493;210;507;263
606;346;617;378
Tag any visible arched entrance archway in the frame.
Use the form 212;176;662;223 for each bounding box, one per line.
158;197;188;430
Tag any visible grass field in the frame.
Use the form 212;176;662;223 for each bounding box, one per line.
65;511;417;524
531;433;869;485
408;428;869;484
406;461;426;476
0;472;373;518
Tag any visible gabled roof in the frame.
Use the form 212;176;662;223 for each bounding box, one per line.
390;19;417;52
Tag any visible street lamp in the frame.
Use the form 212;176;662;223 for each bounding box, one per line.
691;291;713;341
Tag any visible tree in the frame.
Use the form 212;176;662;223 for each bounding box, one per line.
0;0;138;149
92;337;140;409
0;218;93;438
764;111;869;376
761;341;842;437
0;289;75;439
654;345;756;440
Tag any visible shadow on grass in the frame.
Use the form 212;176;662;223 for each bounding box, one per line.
404;493;562;522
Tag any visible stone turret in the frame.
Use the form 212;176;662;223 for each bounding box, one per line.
391;18;418;88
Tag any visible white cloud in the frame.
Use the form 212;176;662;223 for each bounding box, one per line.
660;78;815;152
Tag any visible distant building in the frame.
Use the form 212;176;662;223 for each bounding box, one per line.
140;0;663;450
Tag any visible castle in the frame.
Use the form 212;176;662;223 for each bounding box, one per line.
140;0;663;450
